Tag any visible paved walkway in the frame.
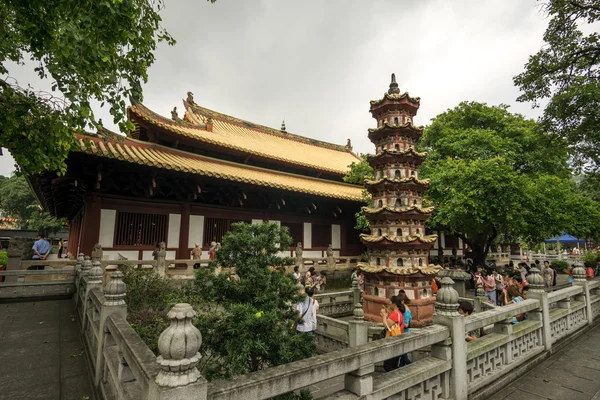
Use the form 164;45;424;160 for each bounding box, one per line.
0;299;94;400
490;321;600;400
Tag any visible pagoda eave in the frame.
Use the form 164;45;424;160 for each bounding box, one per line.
358;263;442;276
369;92;421;108
360;234;438;249
368;126;423;144
363;207;432;221
367;149;427;166
365;178;429;192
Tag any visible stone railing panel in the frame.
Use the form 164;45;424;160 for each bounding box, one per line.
369;357;451;400
316;315;349;352
207;325;450;400
314;290;354;317
464;299;540;332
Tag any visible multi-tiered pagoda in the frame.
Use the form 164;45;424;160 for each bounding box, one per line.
359;74;441;327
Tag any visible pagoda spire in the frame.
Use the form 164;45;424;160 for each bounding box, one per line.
388;73;400;95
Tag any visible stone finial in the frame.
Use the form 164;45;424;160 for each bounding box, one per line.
353;302;364;321
81;256;92;276
76;253;84;272
281;120;286;132
573;264;586;282
352;278;358;290
434;277;460;317
388;73;400;95
88;261;103;285
91;243;103;263
476;287;485;298
155;303;202;387
527;267;545;293
171;106;178;120
104;271;127;306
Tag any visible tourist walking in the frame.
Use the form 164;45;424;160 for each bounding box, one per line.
543;261;554;290
57;238;64;259
482;271;497;304
393;293;412;367
191;242;202;269
295;286;316;334
292;266;302;284
458;301;480;341
381;302;404;371
492;270;503;305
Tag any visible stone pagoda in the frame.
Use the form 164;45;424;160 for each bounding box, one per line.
358;73;441;327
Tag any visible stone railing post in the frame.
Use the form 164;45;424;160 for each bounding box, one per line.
150;303;207;400
82;260;103;330
525;267;551;350
432;277;467;400
88;261;104;290
352;278;362;306
74;253;84;306
95;271;127;386
81;256;92;278
156;243;167;276
572;264;593;326
348;301;368;347
5;244;22;283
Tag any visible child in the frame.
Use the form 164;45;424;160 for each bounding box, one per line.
458;301;480;341
319;271;327;293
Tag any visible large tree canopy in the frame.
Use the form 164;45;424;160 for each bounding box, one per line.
514;0;600;171
0;0;213;175
343;154;373;233
0;174;65;234
420;102;600;266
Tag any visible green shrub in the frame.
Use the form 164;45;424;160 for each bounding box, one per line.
550;260;569;272
583;250;600;265
128;310;169;354
121;267;172;313
0;250;7;266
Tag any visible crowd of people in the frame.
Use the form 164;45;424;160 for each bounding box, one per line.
292;265;328;293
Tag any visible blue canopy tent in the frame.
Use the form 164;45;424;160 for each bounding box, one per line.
544;234;586;244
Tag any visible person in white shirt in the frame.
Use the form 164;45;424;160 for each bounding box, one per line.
295;286;315;333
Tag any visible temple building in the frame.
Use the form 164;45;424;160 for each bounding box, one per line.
27;94;366;262
359;74;441;327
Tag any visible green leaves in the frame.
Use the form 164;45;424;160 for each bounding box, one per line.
0;174;65;234
421;101;600;263
0;0;194;175
194;222;316;380
514;0;600;171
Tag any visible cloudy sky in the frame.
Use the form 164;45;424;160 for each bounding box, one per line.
0;0;549;176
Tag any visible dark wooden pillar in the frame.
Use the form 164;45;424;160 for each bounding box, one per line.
178;203;191;260
79;196;102;256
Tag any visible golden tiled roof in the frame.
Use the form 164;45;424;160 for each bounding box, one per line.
360;233;438;244
369;92;421;106
75;135;364;202
128;103;361;175
358;262;442;276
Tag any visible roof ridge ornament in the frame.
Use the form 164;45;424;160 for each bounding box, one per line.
281;119;286;132
186;91;196;105
388;73;400;95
